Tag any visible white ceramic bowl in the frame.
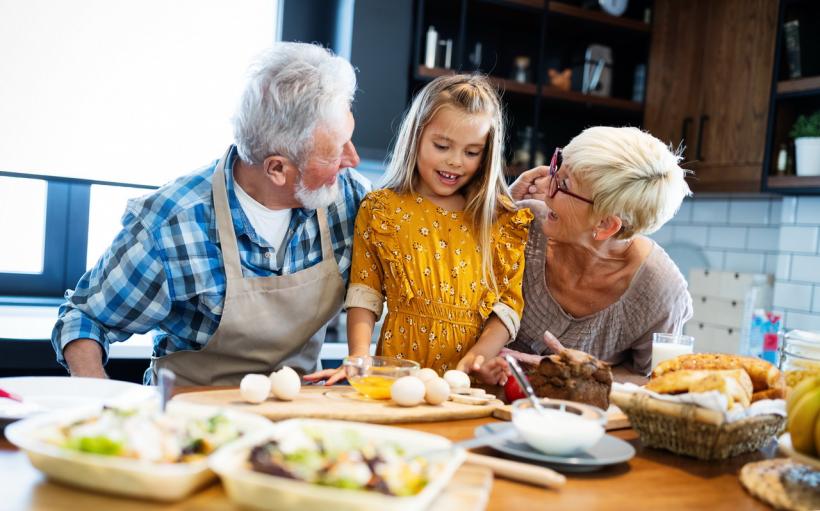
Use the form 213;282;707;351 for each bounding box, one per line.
209;418;465;511
5;400;274;501
511;398;606;456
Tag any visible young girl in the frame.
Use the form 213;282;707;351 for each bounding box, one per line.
312;74;531;385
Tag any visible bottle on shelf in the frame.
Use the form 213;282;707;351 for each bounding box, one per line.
424;26;438;68
776;144;788;176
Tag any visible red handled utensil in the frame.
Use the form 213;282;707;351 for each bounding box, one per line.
0;388;22;402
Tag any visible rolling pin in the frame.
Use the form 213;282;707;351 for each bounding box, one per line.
465;452;566;489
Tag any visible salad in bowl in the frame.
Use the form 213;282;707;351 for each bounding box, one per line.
6;400;273;501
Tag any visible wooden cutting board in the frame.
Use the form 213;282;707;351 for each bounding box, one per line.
173;386;503;424
491;403;631;431
430;465;492;511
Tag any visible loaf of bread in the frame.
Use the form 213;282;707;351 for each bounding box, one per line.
651;353;785;402
645;369;753;409
527;348;613;410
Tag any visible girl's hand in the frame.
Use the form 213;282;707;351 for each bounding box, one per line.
457;353;510;385
509;165;549;201
303;366;347;386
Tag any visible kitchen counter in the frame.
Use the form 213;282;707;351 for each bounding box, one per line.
1;386;775;511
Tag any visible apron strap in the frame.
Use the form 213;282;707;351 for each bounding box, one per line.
316;207;335;262
212;147;337;280
211;149;244;282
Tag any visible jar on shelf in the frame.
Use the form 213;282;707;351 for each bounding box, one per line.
779;329;820;388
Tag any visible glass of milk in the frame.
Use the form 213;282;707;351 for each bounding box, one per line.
651;333;695;370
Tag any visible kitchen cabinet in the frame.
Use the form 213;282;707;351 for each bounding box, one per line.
644;0;778;193
762;0;820;194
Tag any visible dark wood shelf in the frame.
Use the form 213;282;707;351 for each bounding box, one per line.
777;76;820;97
540;86;644;112
767;175;820;188
547;1;651;32
417;66;644;112
499;0;652;32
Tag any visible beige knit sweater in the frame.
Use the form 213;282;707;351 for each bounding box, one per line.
508;222;693;375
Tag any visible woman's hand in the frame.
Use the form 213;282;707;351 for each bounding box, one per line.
303;366;347;386
509;166;549;201
542;330;565;353
457;353;511;385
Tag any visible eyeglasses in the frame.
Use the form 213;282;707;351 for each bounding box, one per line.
548;147;594;205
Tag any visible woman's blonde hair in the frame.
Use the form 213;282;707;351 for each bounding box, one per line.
382;74;513;292
563;126;692;239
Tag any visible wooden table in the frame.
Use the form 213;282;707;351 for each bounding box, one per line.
1;387;776;511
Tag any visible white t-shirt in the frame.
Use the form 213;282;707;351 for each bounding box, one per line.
234;181;292;263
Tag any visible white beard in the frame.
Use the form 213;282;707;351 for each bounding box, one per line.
295;178;340;209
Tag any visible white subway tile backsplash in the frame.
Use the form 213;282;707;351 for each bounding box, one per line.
791;255;820;283
774;282;814;311
650;226;674;245
776;254;791;280
707;227;747;249
814;287;820;313
729;200;770;225
674;226;709;246
703;250;725;270
769;199;782;226
781;197;798;224
785;311;820;332
674;199;693;223
723;252;765;273
747;227;780;251
796;197;820;225
779;226;819;253
765;254;779;275
692;200;728;223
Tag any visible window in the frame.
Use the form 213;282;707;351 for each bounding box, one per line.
0;0;280;298
0;177;47;274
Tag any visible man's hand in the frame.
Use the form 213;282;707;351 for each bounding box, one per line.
63;339;107;378
457;353;510;385
303;366;347;386
509;165;549;202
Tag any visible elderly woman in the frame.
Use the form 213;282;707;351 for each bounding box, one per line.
507;126;693;382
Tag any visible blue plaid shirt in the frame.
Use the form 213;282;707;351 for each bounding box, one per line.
52;146;370;382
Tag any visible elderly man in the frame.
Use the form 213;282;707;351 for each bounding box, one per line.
51;42;368;385
52;41;551;387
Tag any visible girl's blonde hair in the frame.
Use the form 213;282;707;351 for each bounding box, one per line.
563;126;692;239
382;74;513;293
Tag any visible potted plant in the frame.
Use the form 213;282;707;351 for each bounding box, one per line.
790;110;820;177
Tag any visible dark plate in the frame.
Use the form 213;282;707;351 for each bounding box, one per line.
475;422;635;472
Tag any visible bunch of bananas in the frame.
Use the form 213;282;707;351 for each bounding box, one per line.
787;376;820;457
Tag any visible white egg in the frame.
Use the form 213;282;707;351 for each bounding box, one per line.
443;370;471;391
269;366;301;401
424;377;451;405
239;374;271;404
416;368;439;383
390;376;426;407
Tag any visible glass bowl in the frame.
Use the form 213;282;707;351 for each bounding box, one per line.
343;356;420;400
511;398;606;456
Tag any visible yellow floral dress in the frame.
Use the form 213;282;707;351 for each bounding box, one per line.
345;189;533;374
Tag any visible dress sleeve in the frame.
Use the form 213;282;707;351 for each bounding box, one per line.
490;207;534;340
344;194;387;318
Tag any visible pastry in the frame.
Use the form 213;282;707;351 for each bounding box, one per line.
645;369;753;409
527;348;612;410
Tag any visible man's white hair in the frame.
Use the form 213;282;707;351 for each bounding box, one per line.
563;126;692;239
232;42;357;167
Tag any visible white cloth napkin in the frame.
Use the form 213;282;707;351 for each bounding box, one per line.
612;382;786;423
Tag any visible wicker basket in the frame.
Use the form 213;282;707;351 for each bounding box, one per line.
611;391;786;460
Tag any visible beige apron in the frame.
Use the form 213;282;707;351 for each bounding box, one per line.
151;149;346;386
